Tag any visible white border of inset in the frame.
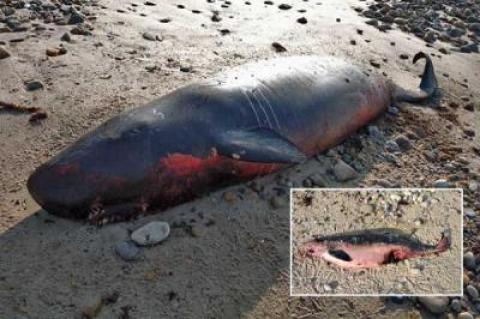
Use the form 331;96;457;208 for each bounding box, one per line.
289;187;464;297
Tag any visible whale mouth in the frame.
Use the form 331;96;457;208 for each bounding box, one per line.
27;163;93;219
328;249;352;262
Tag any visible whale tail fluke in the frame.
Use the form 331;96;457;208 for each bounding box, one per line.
435;228;452;252
393;51;438;103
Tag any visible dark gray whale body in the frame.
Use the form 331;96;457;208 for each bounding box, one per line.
27;53;437;224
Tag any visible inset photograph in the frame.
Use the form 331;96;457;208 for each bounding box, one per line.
290;189;463;296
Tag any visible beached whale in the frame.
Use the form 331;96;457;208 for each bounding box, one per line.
27;52;437;224
303;227;451;269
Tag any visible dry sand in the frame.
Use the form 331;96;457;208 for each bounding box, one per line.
291;189;463;295
0;0;479;318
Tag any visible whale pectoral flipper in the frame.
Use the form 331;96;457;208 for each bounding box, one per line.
216;127;307;164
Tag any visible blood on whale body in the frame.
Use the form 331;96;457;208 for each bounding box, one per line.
27;53;437;223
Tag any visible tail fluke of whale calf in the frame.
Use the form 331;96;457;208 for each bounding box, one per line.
393;51;438;103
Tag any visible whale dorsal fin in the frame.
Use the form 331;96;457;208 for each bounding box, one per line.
215;127;307;164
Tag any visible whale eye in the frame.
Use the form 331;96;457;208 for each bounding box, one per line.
328;249;352;262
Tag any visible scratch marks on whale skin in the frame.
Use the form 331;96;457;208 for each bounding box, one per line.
242;89;262;127
242;85;283;133
255;87;281;131
250;89;273;129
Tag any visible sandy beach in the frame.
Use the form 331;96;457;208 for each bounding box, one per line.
1;0;479;318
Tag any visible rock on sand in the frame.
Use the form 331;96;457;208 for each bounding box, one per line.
418;296;449;314
131;221;170;246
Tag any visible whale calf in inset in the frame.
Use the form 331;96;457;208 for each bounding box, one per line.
303;227;451;269
27;52;437;224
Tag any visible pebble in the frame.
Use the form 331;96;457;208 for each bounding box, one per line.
211;11;221;22
468;181;478;192
271;42;287;52
385;140;400;153
71;26;92;36
394;135;412;152
450;299;462;313
378;23;391;32
142;32;156;41
464;252;476;270
470;22;480;33
81;296;103;319
333;160;358;182
9;37;26;44
60;32;71;42
424;31;436;43
329;280;339;289
424;150;438;162
458;312;474;319
0;46;10;59
270;195;287;209
467;285;479;300
368;125;384;141
46;47;67;57
369;60;381;68
297;17;307;24
29;112;47;123
278;4;292;10
68;8;85;24
180;66;193;73
219;29;230;36
3;7;15;16
309;173;327;187
145;65;157;72
418;296;449;314
387;106;399;116
375;179;393;188
393;18;407;25
465;208;476;218
464;103;475;112
131;221;170;246
114;241;140;261
191;224;208;237
432;179;450;188
325;149;336;157
222;191;236;203
460;43;479;53
439;47;449;54
302;178;313;187
25;80;44;91
447;27;464;38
